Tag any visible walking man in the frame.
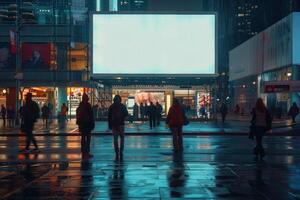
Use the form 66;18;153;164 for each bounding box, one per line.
41;103;50;127
156;102;163;126
108;95;128;160
148;102;156;129
6;106;15;128
60;103;68;122
220;103;228;123
76;93;95;160
288;102;299;123
19;93;40;153
1;104;6;127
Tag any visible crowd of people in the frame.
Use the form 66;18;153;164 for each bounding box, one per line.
136;102;163;128
1;92;299;162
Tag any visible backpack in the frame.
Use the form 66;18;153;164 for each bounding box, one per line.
251;109;272;131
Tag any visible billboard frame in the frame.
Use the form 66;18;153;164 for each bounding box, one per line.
89;11;218;78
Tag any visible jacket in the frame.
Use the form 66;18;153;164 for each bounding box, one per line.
166;104;184;127
108;103;128;129
76;102;95;133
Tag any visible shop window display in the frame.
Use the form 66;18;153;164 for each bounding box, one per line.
113;90;165;116
69;43;88;71
22;87;55;108
67;88;91;116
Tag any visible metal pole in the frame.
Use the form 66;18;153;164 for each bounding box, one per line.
15;0;22;125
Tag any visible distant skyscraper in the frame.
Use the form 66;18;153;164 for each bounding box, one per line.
232;0;262;46
118;0;148;11
232;0;300;46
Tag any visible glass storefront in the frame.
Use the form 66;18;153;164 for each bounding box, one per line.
18;87;90;116
111;87;212;118
67;87;91;116
112;89;166;115
21;87;55;107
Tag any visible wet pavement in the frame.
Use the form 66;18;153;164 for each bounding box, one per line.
0;134;300;199
1;118;299;136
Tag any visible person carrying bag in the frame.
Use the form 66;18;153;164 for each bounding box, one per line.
249;98;272;160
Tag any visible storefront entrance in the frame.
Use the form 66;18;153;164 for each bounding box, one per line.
111;86;212;119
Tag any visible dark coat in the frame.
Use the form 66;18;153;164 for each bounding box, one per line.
166;104;184;127
20;100;40;132
108;103;128;129
76;102;95;133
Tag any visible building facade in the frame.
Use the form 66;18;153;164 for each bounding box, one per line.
229;12;300;114
0;0;229;118
0;0;93;116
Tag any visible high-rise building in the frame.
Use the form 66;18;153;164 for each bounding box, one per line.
232;0;262;46
118;0;148;11
232;0;300;46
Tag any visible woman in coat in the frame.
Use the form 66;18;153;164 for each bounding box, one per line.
166;98;185;152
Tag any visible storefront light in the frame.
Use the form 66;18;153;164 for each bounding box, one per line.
287;72;292;77
252;81;256;85
2;89;7;94
242;85;246;88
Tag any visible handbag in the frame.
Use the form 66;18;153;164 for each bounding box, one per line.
183;110;189;126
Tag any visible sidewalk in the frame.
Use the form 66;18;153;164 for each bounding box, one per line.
0;118;299;136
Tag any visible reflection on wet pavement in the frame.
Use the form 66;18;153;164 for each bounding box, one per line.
0;135;300;199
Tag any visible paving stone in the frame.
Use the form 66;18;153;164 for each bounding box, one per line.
0;135;300;199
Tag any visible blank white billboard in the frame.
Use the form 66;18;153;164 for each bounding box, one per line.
92;13;216;75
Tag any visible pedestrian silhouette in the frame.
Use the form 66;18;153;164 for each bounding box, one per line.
148;102;156;129
108;95;128;161
249;98;272;160
133;103;139;121
220;103;228;123
166;98;185;152
156;102;163;126
6;106;15;128
19;93;40;153
234;104;240;114
140;103;146;119
41;104;50;127
1;104;6;127
288;102;299;123
60;103;68;121
92;104;99;119
76;93;95;160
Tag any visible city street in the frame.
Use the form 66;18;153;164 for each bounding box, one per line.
1;117;299;136
0;134;300;199
1;0;300;199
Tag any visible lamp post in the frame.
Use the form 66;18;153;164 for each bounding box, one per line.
15;0;22;125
